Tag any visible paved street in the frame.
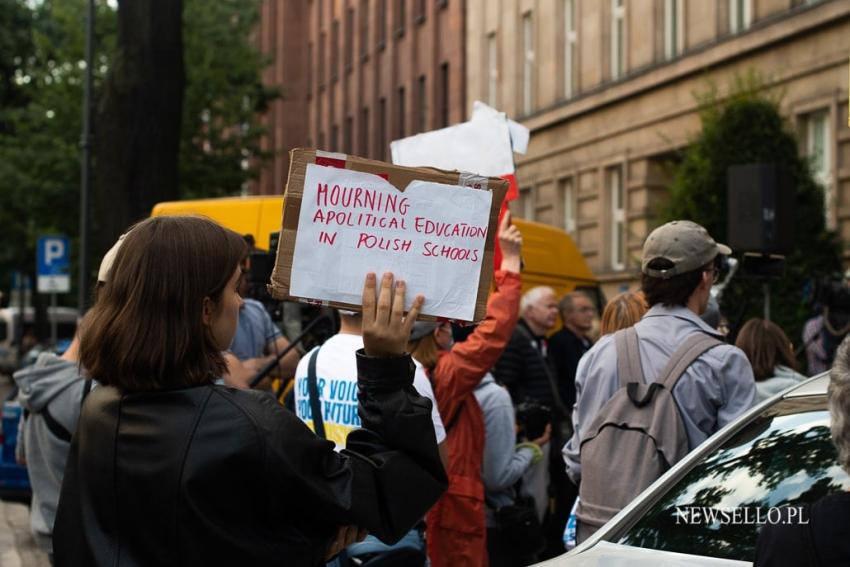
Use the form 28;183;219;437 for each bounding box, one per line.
0;497;50;567
0;374;49;566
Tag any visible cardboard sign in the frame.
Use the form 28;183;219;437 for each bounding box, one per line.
270;149;508;322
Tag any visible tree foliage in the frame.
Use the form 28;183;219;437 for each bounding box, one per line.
661;73;842;352
0;0;275;310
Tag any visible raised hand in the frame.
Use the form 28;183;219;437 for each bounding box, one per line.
498;211;523;273
361;272;424;357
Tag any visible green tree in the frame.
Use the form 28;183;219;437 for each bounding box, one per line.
662;74;841;351
0;0;115;307
180;0;277;200
0;0;276;315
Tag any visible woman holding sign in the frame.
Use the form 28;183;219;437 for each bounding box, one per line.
409;213;524;567
52;215;447;567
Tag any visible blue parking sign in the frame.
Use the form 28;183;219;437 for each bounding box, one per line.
37;235;71;293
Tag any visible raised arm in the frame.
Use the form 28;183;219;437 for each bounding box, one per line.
432;213;523;422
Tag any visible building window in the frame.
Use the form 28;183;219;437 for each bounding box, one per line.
729;0;752;33
437;0;447;7
417;75;427;133
560;178;576;234
331;124;339;152
345;8;354;71
360;0;370;58
331;20;339;81
522;12;534;115
378;0;387;47
394;0;406;37
360;106;370;156
563;0;577;99
415;0;426;23
396;86;406;138
805;110;833;228
344;116;353;154
518;187;534;220
609;166;626;270
307;42;313;96
486;33;498;107
664;0;683;60
319;131;326;150
439;62;449;127
378;97;387;158
611;0;625;80
318;31;326;88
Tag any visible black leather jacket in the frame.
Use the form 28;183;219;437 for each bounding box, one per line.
53;351;447;566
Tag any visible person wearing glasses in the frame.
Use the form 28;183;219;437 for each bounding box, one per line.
563;220;756;541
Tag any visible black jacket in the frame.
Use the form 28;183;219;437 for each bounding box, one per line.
53;351;447;567
548;327;591;409
493;319;557;408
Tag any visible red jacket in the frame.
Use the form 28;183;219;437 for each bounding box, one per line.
426;271;521;567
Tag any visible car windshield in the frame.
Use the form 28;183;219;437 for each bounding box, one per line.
617;397;850;561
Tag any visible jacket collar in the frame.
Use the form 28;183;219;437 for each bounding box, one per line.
643;304;725;338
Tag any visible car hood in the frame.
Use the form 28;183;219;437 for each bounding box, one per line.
533;541;750;566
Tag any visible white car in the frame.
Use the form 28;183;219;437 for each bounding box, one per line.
539;373;847;566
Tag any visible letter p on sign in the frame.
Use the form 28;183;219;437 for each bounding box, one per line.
46;240;64;265
37;235;71;293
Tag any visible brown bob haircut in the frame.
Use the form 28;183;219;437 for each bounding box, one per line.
600;291;648;336
80;216;247;392
408;335;440;371
735;318;797;382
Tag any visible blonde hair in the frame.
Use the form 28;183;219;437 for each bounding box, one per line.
408;335;440;371
600;291;648;336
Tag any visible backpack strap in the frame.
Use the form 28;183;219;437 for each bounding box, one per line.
655;333;723;391
306;347;326;439
614;327;645;388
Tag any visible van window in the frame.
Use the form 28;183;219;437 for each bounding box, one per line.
0;321;6;342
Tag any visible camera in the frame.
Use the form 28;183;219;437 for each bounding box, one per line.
515;401;551;441
243;232;281;321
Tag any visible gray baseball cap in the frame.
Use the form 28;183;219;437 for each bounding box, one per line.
641;220;732;279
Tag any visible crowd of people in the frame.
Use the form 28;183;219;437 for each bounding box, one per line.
10;213;850;566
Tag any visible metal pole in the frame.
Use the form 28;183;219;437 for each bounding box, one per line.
78;0;94;313
763;282;771;322
50;293;57;347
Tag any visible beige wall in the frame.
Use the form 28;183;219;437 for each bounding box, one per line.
467;0;850;296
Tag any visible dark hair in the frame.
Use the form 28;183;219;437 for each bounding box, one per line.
640;258;712;308
735;318;797;381
558;290;593;317
80;216;247;392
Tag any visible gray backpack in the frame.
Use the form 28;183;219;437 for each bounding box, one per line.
575;327;722;540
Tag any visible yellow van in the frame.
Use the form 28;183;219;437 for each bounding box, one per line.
151;196;598;299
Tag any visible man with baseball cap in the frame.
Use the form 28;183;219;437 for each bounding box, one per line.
563;220;756;520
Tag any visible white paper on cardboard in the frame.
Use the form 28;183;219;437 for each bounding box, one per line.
289;164;493;321
471;100;530;154
390;112;515;176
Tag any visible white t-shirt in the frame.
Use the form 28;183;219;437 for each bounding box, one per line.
294;333;446;450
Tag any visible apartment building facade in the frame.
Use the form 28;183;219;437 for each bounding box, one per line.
467;0;850;294
255;0;466;195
